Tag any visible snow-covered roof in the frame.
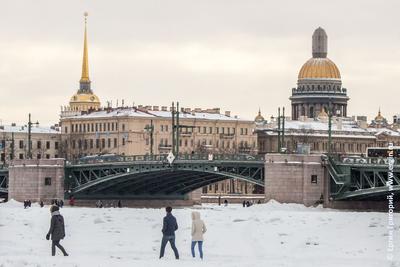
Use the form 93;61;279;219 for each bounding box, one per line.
257;118;400;139
62;108;250;122
0;125;60;134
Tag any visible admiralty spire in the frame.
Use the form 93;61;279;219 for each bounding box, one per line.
69;12;101;112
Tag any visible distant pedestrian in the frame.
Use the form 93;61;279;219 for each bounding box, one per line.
40;201;44;208
246;201;250;207
96;200;103;208
46;205;68;256
117;200;122;208
257;200;261;204
159;206;179;260
23;200;27;209
59;200;64;208
28;200;31;207
242;201;246;207
191;211;207;259
218;195;221;206
69;196;75;207
224;199;228;206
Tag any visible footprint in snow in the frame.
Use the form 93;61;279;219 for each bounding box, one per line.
94;218;105;224
233;219;246;222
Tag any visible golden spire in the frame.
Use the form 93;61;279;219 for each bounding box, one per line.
80;12;90;83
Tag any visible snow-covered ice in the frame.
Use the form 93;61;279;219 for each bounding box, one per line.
0;200;398;267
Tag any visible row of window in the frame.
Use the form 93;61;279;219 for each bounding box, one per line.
159;138;255;149
0;153;58;161
67;122;126;133
71;138;126;150
67;121;251;136
0;140;59;150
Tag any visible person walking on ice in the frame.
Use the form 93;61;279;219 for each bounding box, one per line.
191;211;207;259
159;206;179;259
46;205;68;256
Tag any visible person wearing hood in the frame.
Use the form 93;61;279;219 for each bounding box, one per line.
191;211;207;259
46;205;68;256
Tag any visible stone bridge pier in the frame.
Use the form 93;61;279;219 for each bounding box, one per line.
265;154;325;207
8;159;65;203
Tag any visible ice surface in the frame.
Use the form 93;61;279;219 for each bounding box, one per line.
0;200;398;267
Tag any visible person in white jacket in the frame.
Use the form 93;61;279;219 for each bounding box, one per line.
191;211;207;259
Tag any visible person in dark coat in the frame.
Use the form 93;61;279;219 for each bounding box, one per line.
159;206;179;259
40;201;44;208
117;200;122;208
242;201;246;207
46;205;68;256
59;200;64;208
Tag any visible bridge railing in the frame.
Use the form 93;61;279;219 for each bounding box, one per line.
334;157;400;166
70;153;264;165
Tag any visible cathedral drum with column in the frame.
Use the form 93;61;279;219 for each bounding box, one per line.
290;27;349;120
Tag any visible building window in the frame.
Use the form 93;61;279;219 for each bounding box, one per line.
161;125;164;132
114;138;117;148
122;138;125;146
55;142;59;150
19;140;24;149
46;154;50;159
96;139;100;149
64;126;68;133
90;139;93;149
165;125;168;132
209;127;212;134
216;127;219;134
19;153;24;159
37;154;41;159
44;177;52;186
311;175;318;184
37;141;42;149
122;124;126;131
101;139;105;148
108;138;111;148
46;141;50;149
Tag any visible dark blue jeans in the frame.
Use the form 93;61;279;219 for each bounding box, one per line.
160;235;179;259
191;241;203;259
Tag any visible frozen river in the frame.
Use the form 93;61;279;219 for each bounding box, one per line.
0;200;398;267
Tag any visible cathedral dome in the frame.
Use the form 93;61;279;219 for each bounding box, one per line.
298;57;341;80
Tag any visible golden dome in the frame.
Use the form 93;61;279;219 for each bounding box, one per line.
70;93;100;104
298;58;341;80
255;109;265;122
374;109;384;121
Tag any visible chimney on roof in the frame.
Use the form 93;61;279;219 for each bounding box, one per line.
161;106;168;111
225;111;231;117
153;106;159;111
213;108;220;114
145;105;152;110
11;123;16;127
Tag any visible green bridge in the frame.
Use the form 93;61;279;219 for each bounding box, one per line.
64;154;265;200
1;154;399;201
327;156;400;200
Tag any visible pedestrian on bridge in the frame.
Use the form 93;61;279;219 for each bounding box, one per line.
191;211;207;260
159;206;179;260
46;205;68;256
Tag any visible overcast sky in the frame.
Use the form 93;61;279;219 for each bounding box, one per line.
0;0;399;126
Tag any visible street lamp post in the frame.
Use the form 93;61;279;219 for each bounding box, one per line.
27;113;39;159
144;120;154;156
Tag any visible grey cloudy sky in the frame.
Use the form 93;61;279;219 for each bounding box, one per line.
0;0;399;125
